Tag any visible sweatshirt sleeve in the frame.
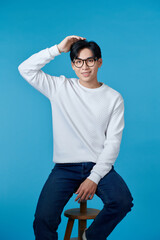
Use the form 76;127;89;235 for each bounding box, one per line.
18;44;65;100
87;95;125;185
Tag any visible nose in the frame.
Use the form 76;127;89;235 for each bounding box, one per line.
82;60;89;69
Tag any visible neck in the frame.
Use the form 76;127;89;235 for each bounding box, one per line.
79;78;102;89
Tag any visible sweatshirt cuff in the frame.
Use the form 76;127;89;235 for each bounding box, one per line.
87;172;102;185
48;44;61;58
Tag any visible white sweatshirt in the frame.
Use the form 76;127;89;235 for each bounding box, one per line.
18;44;125;185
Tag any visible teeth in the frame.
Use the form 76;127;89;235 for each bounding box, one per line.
82;72;90;75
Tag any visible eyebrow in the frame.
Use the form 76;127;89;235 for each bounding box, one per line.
75;57;94;60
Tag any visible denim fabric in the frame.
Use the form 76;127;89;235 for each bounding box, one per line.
33;162;134;240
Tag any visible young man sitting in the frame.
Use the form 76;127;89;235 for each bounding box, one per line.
18;35;134;240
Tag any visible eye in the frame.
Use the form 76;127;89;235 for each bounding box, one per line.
75;60;82;64
88;59;94;63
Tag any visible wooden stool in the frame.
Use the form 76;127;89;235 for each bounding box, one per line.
64;200;100;240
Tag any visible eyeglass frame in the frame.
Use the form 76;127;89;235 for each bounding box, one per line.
72;56;98;68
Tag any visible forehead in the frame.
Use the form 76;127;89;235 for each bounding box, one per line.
77;48;93;58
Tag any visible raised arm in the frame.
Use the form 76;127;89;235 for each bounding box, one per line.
18;35;86;99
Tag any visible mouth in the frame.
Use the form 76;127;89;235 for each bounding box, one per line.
81;72;91;77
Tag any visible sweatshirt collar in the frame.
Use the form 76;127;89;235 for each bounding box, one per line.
78;79;105;92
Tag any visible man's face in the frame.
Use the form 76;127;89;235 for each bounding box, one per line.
71;48;102;84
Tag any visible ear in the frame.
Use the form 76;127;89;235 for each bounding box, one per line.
71;61;75;71
98;58;102;68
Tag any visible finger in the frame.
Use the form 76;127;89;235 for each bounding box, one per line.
84;191;94;201
79;191;88;202
75;194;80;201
71;35;86;39
75;196;80;201
85;193;92;201
89;193;94;200
70;36;86;41
76;190;85;202
75;191;83;201
71;37;81;42
75;197;79;201
75;186;81;194
76;195;83;202
75;189;79;194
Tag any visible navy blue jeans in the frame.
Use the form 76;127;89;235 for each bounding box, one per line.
33;162;134;240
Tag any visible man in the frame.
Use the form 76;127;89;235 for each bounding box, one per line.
18;35;134;240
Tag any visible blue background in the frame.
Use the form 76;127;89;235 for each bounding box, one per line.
1;0;160;239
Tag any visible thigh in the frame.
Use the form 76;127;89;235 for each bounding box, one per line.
96;167;133;205
34;164;81;220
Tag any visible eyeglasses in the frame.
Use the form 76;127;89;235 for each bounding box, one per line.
73;57;98;68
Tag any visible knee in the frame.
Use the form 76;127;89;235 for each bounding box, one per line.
118;194;134;212
106;194;134;213
33;217;46;234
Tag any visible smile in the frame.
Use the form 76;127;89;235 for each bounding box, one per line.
81;72;91;77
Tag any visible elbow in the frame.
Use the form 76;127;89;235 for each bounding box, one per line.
18;63;23;74
18;63;28;79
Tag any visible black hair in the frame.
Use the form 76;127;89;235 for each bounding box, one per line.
70;39;102;62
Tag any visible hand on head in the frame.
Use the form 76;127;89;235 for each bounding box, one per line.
57;35;86;53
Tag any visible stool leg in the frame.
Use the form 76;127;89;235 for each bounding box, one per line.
78;219;87;240
64;218;75;240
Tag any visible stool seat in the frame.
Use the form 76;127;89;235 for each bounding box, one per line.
64;208;100;220
64;200;100;240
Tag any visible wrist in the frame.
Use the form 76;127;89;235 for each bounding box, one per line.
57;44;62;53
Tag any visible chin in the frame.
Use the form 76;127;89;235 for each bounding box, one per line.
80;77;91;82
